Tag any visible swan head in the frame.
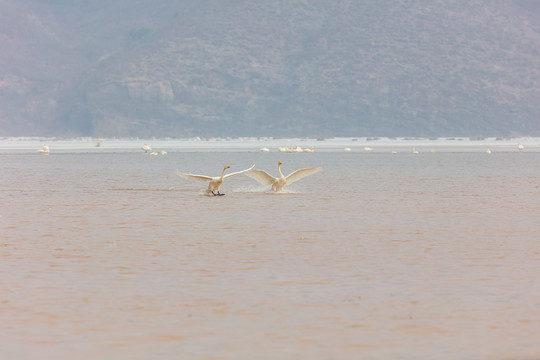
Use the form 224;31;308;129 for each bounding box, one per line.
278;161;282;166
226;165;230;168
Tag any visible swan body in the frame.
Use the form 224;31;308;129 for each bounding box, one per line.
364;147;373;152
518;143;524;151
37;145;50;154
177;164;254;195
141;144;152;153
278;145;293;153
246;161;322;192
304;147;314;153
260;147;270;152
344;147;351;152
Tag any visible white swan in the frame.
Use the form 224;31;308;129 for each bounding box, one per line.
486;147;491;154
37;145;50;154
177;164;254;196
412;146;419;154
246;161;322;192
391;146;397;154
141;144;152;153
518;143;524;151
278;146;291;152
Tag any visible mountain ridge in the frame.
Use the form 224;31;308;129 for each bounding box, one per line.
1;0;540;137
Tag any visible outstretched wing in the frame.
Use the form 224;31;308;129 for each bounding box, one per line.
285;167;322;185
245;169;277;185
223;164;255;179
176;172;213;182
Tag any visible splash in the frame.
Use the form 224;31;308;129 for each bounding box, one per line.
232;185;300;194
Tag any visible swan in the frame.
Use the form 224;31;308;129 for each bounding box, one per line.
278;146;290;152
260;147;270;152
304;147;314;153
518;143;524;151
486;147;491;154
37;145;50;154
245;161;322;192
141;144;152;153
177;164;254;196
344;147;351;152
363;147;373;152
391;146;397;154
412;146;419;154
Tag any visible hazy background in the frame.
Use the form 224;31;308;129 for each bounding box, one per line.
1;0;540;138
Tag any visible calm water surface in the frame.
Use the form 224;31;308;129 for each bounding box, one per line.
2;145;540;359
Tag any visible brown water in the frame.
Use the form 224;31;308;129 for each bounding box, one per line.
2;149;540;359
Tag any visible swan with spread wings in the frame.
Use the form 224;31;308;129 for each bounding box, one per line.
177;164;254;196
245;161;322;192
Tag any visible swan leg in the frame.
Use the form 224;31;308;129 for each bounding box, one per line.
211;190;225;196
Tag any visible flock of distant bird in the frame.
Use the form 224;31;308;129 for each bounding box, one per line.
35;141;528;195
141;143;167;155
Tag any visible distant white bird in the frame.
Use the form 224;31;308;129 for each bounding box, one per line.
363;147;373;152
177;164;254;196
518;143;524;151
246;161;322;192
260;147;270;152
37;145;50;154
344;147;351;152
486;147;492;154
412;146;419;154
303;147;314;153
141;144;152;153
161;150;167;155
278;145;293;153
391;146;397;154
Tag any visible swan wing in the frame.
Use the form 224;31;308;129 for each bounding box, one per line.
245;169;277;185
285;167;322;185
177;172;213;182
223;164;255;179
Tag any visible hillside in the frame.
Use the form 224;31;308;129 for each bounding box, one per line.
1;0;540;137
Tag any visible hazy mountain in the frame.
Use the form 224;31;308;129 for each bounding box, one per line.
2;0;540;137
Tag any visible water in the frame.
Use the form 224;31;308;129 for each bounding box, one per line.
2;140;540;359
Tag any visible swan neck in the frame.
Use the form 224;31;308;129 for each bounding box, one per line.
278;163;284;178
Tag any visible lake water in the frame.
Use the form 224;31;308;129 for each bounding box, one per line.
2;139;540;359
